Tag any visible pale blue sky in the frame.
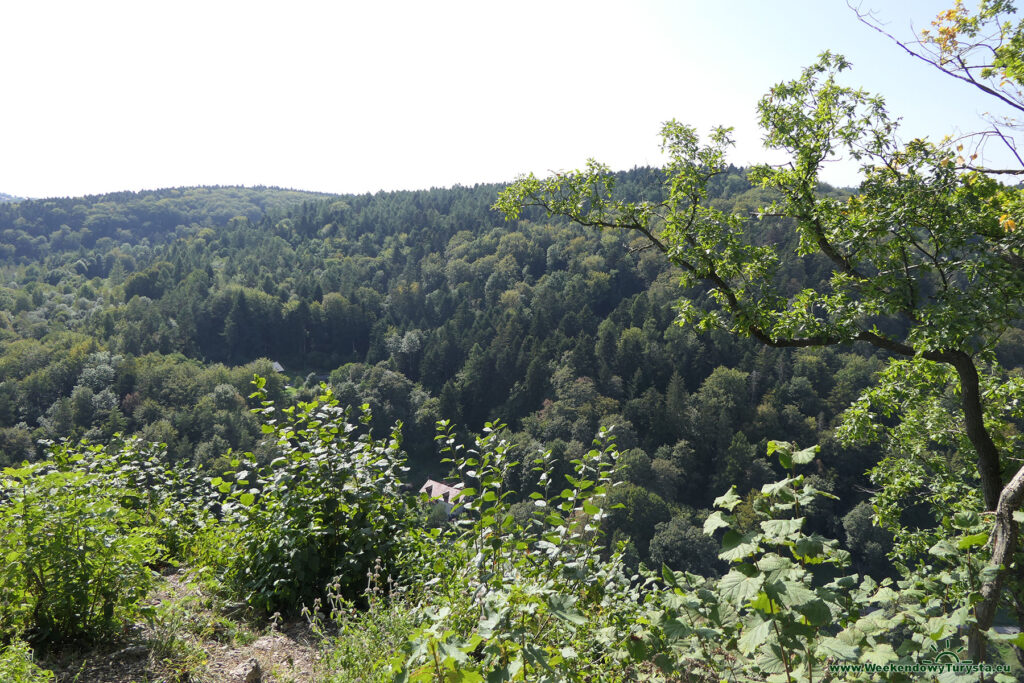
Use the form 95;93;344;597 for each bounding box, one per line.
0;0;1004;198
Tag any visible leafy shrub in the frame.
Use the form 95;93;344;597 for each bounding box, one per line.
0;440;160;642
210;377;413;613
391;423;648;681
386;430;1016;680
644;441;1016;681
0;639;54;682
72;435;217;563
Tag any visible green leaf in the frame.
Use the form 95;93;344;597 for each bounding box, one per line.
662;564;683;589
703;510;731;535
869;586;899;604
239;492;255;506
749;592;778;614
957;532;989;550
663;617;691;640
776;580;817;608
768;441;793;469
718;569;764;605
760;517;804;539
738;617;774;654
859;643;898;666
988;631;1024;649
818;636;858;660
756;554;793;573
929;539;958;559
951;510;980;530
793;535;824;561
791;445;818;465
713;486;742;511
547;594;587;625
797;598;832;626
438;640;470;664
719;530;761;561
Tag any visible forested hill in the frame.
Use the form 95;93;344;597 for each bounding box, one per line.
0;186;336;259
6;170;1009;573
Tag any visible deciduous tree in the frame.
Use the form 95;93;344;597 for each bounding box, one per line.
497;46;1024;659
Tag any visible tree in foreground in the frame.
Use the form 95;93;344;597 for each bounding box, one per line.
497;43;1024;660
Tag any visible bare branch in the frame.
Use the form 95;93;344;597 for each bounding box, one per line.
849;2;1024;115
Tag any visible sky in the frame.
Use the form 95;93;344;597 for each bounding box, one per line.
0;0;1006;199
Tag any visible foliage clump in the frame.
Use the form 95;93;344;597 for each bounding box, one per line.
390;422;647;681
0;439;167;643
206;377;414;613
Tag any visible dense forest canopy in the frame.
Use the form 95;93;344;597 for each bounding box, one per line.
0;171;906;570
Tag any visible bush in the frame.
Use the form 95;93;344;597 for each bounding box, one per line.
391;423;647;681
0;440;160;643
210;377;414;613
0;640;54;682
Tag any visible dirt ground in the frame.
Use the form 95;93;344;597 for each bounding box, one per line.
37;570;322;683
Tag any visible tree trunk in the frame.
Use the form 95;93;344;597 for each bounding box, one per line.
948;352;1002;512
968;463;1024;662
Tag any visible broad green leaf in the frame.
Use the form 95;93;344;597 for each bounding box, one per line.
749;591;778;614
438;640;469;664
776;581;818;608
791;445;818;465
869;586;899;604
928;539;958;559
767;441;792;469
925;615;958;640
797;598;832;625
951;510;980;529
957;532;989;550
818;636;858;660
713;486;742;511
703;510;731;535
756;554;793;570
793;535;824;561
445;668;483;682
719;530;761;561
754;644;790;675
547;594;587;625
662;564;684;589
988;630;1024;649
760;517;804;539
718;569;764;604
663;617;691;640
738;617;775;654
859;643;898;666
478;605;505;637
